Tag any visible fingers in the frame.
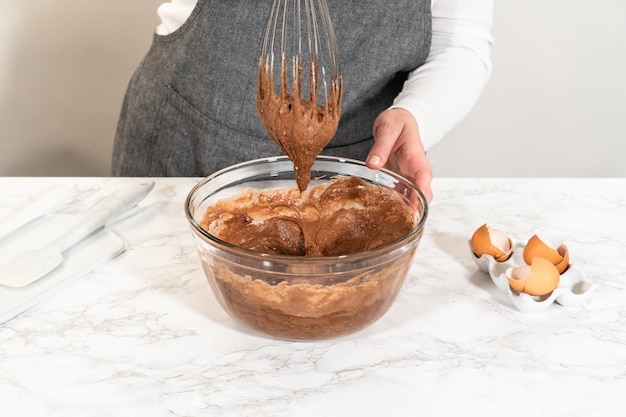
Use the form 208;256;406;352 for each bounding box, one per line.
398;146;434;203
414;162;434;203
366;110;404;170
367;108;434;202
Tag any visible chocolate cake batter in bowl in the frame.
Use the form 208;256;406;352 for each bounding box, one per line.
185;156;428;340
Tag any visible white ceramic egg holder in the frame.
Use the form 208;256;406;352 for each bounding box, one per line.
468;237;596;314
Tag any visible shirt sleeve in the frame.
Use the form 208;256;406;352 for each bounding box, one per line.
391;0;494;150
155;0;197;36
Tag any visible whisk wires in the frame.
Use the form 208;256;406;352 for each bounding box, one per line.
259;0;341;108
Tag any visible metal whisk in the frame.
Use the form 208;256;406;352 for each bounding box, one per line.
257;0;342;191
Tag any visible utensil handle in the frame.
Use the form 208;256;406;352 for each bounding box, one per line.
55;181;154;253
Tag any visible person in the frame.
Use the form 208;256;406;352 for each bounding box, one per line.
111;0;493;202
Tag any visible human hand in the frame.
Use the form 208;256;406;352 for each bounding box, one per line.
366;108;434;202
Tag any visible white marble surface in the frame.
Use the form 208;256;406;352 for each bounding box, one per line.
1;177;625;417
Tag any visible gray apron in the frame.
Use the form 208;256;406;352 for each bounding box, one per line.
111;0;431;176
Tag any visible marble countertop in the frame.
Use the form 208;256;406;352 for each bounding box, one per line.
1;177;624;416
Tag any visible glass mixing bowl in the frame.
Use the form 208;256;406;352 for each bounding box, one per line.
185;156;428;340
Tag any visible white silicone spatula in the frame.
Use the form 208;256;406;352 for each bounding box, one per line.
0;181;154;288
0;184;78;241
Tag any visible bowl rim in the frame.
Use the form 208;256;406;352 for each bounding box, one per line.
184;155;428;262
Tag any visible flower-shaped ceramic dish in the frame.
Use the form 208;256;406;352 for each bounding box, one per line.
468;235;596;313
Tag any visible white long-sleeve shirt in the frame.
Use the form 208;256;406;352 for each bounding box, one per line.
155;0;493;150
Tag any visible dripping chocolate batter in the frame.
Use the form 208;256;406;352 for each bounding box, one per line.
257;58;342;192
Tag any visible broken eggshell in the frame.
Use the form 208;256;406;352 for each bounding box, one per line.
470;224;513;262
506;257;560;296
523;234;570;274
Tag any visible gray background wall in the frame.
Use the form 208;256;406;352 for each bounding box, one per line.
1;0;624;177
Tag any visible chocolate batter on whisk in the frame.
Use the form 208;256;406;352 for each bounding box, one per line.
257;60;342;191
256;0;342;192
